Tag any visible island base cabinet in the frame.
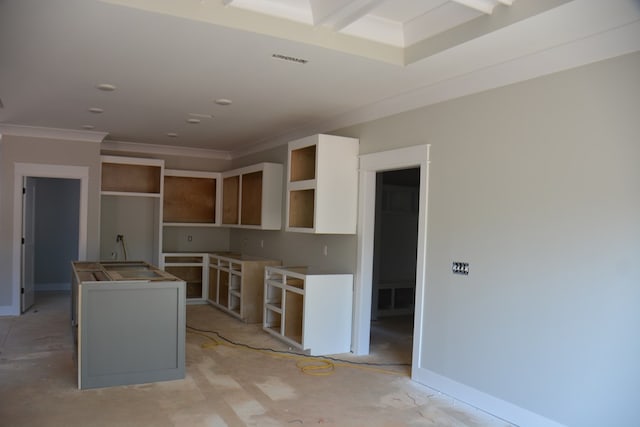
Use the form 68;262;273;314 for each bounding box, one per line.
72;261;185;390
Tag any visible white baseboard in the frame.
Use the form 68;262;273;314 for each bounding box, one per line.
0;305;19;316
412;367;566;427
35;282;71;291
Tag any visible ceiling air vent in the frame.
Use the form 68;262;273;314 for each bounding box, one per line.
272;54;308;64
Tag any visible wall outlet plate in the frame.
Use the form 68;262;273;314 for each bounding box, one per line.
452;262;469;275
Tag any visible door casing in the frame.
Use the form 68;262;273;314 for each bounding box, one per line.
352;144;430;380
12;163;89;315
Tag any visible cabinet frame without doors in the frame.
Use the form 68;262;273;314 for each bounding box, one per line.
286;134;359;234
263;266;353;355
208;253;280;323
161;253;208;303
163;169;221;227
221;162;283;230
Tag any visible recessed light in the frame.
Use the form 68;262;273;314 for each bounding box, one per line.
215;98;232;106
186;118;200;124
96;83;116;91
167;132;178;137
88;107;104;113
82;125;95;130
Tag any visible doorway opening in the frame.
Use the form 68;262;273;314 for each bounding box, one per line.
370;168;420;364
12;163;89;315
22;177;81;312
353;145;430;380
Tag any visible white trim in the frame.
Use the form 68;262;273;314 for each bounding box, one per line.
101;140;232;160
0;306;15;316
353;144;430;362
101;154;164;167
412;368;567;427
12;163;89;316
164;169;221;179
0;124;107;143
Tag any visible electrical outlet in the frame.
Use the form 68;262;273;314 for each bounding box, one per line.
323;245;328;256
187;235;193;242
260;240;264;248
452;262;469;275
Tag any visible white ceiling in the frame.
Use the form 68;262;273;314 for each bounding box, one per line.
0;0;639;158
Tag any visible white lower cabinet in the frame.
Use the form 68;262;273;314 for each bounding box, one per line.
263;266;353;356
208;253;280;323
161;253;208;302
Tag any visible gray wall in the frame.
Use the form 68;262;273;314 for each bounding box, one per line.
335;52;640;427
34;177;80;290
0;135;101;308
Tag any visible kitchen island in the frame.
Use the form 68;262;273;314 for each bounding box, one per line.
72;261;186;389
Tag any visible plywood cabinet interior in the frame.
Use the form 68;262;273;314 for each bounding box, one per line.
163;170;220;225
221;163;283;230
101;156;162;195
263;266;353;355
161;253;208;302
222;175;240;225
208;253;280;323
286;134;359;234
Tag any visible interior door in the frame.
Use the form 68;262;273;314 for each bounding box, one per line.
21;177;36;312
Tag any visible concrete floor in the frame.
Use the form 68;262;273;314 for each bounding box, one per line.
0;292;512;427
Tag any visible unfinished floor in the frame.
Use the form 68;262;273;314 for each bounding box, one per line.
0;292;512;427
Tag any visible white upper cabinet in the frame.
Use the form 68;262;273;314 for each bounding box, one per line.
286;134;359;234
221;162;283;230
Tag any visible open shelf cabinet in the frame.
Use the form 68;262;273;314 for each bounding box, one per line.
286;134;359;234
263;266;353;355
161;253;208;302
163;169;221;226
99;156;164;266
221;163;283;230
208;253;280;323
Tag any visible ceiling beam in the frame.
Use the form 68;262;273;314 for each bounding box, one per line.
309;0;385;30
452;0;507;15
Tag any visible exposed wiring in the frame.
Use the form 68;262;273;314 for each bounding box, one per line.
186;325;410;377
116;234;127;261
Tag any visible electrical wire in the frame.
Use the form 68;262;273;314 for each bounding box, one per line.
117;234;128;261
121;236;127;261
186;325;410;377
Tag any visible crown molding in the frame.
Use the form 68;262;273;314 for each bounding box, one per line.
101;139;232;160
0;124;107;143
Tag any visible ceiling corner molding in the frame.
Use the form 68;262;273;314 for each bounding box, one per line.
0;124;108;143
101;140;233;160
